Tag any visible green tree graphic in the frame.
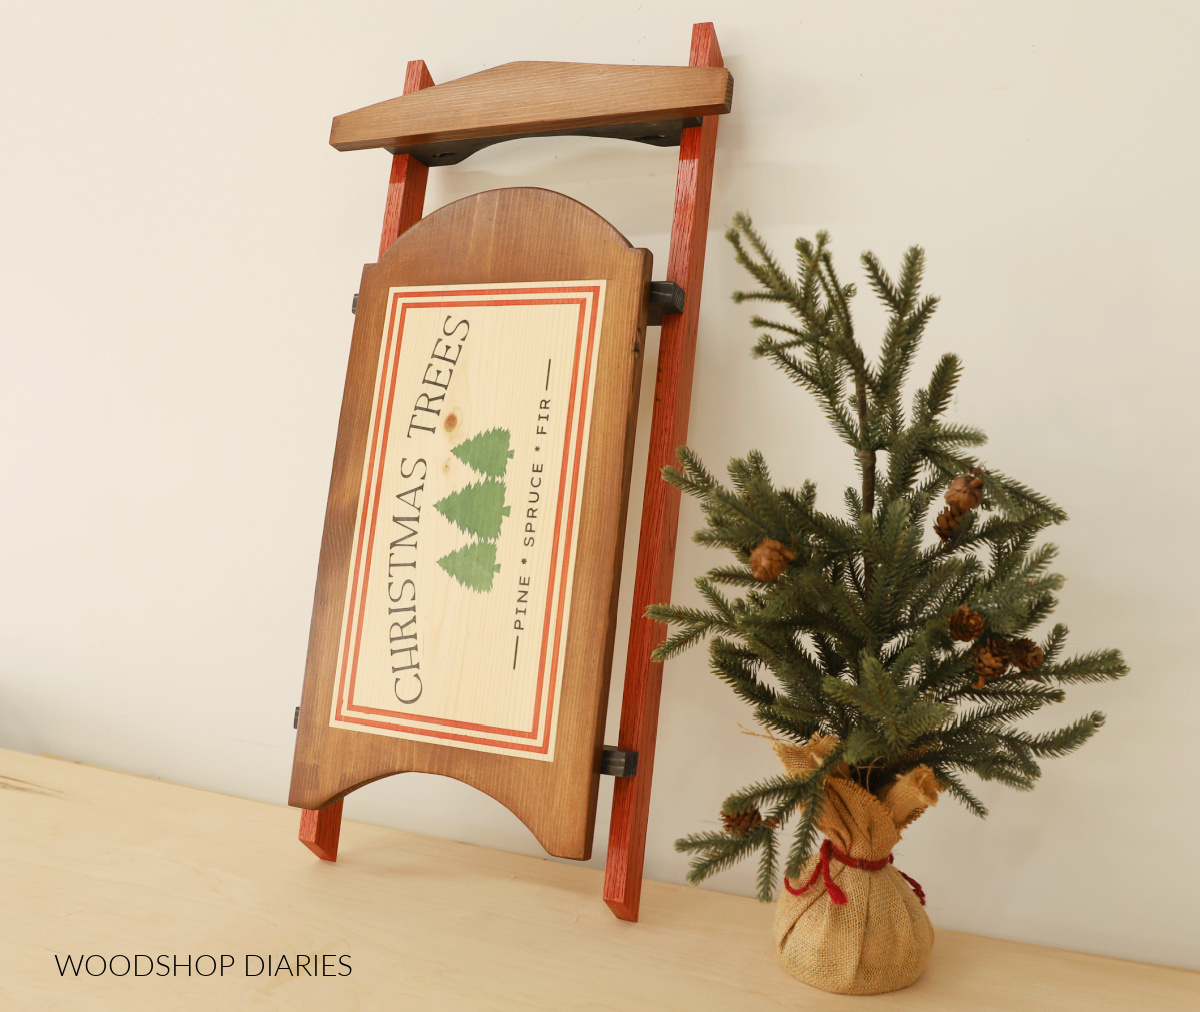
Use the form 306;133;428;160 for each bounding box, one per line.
452;427;514;479
437;541;500;593
434;479;510;541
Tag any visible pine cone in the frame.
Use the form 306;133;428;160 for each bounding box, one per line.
1013;638;1045;672
749;538;796;580
721;808;779;838
987;637;1013;665
948;604;985;641
936;469;986;542
944;469;985;512
933;506;962;542
971;637;1011;688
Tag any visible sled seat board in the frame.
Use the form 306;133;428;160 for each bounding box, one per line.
289;187;651;861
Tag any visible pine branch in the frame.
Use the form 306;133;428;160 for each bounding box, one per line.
1006;712;1106;757
676;830;763;883
932;767;989;817
1034;649;1129;684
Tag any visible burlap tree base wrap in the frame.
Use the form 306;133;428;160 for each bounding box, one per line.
774;769;938;995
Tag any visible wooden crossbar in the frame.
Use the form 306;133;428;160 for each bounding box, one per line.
330;60;732;164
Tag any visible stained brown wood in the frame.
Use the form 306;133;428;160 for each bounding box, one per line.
330;61;733;163
297;60;437;857
290;187;651;861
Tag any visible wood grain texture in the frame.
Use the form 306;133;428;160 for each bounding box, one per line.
297;798;342;861
376;60;434;260
604;21;724;922
301;60;435;856
8;751;1199;1011
290;188;651;861
330;61;733;157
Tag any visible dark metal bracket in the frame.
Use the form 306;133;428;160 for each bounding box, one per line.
388;118;702;167
601;746;638;777
647;281;684;327
294;705;300;730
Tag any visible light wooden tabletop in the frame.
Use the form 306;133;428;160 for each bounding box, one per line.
2;748;1196;1011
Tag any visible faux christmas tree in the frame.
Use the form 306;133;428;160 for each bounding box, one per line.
453;427;514;479
437;540;501;593
649;216;1127;994
434;479;510;542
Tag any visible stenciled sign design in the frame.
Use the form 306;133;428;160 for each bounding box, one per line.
330;281;607;761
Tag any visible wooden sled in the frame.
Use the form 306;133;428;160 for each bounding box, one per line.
290;22;729;923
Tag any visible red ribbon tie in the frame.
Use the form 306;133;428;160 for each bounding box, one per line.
783;838;926;907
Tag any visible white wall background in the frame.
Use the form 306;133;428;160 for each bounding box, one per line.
3;0;1198;970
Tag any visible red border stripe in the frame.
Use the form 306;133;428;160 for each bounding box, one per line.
333;283;603;754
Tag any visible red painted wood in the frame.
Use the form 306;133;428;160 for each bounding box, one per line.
300;60;433;862
377;60;435;259
299;798;344;861
604;22;724;922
